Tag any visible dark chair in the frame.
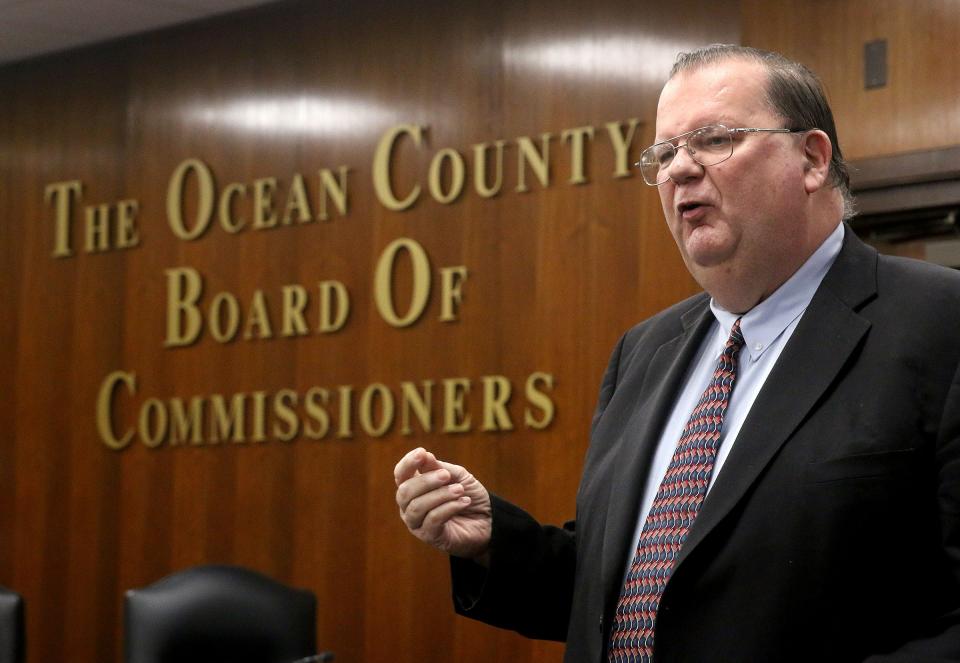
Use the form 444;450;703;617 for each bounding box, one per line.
125;565;321;663
0;586;24;663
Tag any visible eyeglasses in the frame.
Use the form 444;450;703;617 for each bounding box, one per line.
636;124;804;186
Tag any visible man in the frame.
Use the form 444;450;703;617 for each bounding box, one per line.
394;44;960;662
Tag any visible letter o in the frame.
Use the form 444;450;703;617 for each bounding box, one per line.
138;398;169;448
209;292;240;343
373;238;431;327
359;383;395;437
427;148;465;204
167;158;215;241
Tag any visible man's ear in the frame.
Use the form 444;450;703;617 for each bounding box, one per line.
801;129;833;194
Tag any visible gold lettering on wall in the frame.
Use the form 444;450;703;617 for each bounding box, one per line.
481;375;513;431
336;385;353;439
46;118;640;260
515;133;552;192
139;398;168;448
317;167;349;221
317;281;350;333
442;377;471;433
85;204;111;253
400;380;433;434
373;237;432;328
166;158;350;240
473;141;506;198
524;372;556;429
251;391;268;443
219;182;247;233
97;371;556;450
282;174;312;225
427;148;466;204
211;393;245;443
164;267;204;348
562;126;595;185
62;118;648;452
47;118;640;260
369;118;641;211
372;124;424;211
169;397;204;445
606;118;642;178
117;199;140;249
252;178;279;229
45;180;83;257
439;266;468;322
281;285;309;337
163;267;353;346
359;383;394;437
244;291;273;340
167;158;216;240
304;387;331;439
273;389;300;442
45;180;141;257
209;292;241;342
96;370;137;450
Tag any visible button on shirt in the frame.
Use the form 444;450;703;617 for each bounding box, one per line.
625;222;845;571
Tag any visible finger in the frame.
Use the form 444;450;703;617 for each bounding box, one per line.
433;459;469;481
419;451;443;473
394;447;428;486
402;482;466;530
418;495;473;541
396;467;452;510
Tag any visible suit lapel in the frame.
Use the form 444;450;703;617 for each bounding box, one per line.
600;299;716;609
674;227;878;571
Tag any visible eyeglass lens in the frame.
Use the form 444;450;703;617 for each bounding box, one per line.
639;125;733;185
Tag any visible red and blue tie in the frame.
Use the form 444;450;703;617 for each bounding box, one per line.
608;319;745;662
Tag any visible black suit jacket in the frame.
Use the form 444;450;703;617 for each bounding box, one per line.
452;228;960;662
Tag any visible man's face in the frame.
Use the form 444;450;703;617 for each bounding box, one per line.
655;59;811;310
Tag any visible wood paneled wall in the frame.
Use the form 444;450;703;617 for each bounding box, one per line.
0;1;735;662
742;0;960;159
6;1;954;660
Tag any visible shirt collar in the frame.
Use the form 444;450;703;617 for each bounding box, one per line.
710;222;845;362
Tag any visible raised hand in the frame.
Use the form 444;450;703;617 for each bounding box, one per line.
394;447;492;562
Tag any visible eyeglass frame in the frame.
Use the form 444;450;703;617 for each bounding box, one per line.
635;124;808;186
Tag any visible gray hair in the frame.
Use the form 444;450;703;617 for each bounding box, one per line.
670;44;855;220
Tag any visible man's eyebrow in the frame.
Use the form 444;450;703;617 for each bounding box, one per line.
655;125;701;143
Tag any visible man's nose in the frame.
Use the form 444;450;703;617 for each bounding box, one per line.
666;146;704;183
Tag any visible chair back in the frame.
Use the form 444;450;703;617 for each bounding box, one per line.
0;586;24;663
125;565;316;663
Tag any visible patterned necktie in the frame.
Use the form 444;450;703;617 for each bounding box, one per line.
608;318;745;663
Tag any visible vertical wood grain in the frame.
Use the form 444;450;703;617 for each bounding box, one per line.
742;0;960;160
0;1;737;661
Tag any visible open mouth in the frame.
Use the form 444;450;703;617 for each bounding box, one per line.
677;202;706;215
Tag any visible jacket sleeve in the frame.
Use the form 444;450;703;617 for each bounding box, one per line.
864;357;960;661
447;333;630;642
450;494;576;641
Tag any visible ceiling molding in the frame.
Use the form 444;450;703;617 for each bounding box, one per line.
0;0;288;66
